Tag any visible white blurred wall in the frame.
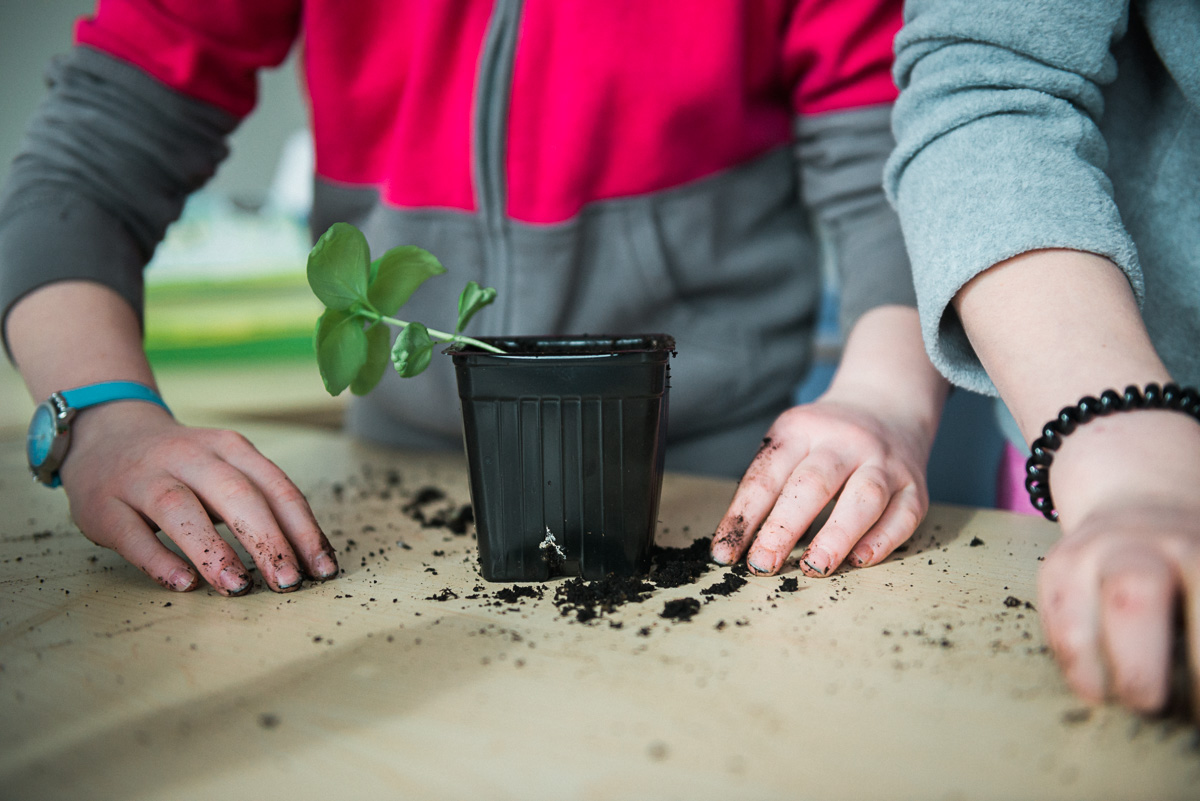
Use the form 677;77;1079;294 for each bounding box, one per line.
0;0;308;205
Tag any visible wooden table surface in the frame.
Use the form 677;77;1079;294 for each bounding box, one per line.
2;421;1198;801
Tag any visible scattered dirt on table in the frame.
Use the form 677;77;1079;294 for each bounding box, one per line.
533;537;740;623
552;574;656;623
1062;708;1092;725
1004;595;1036;610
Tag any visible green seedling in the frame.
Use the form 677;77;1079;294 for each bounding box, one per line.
307;222;503;396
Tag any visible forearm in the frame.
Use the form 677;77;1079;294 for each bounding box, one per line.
6;281;159;402
952;249;1200;526
954;249;1169;439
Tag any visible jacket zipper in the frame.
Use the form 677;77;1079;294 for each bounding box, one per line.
473;0;523;335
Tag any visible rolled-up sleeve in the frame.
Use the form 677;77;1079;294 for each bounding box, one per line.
884;0;1140;394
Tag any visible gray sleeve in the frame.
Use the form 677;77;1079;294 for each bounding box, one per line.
794;103;917;338
0;46;239;353
884;0;1139;395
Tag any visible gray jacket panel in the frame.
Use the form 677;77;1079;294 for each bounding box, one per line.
796;104;917;336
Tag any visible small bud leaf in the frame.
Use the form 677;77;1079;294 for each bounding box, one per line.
391;322;434;378
455;281;497;333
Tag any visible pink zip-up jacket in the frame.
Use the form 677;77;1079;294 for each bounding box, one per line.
0;0;915;476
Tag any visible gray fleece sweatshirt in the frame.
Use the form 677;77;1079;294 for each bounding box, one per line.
886;0;1200;412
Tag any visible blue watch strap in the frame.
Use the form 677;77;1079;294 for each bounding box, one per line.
59;381;171;414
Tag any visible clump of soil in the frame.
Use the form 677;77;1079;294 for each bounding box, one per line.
425;588;459;602
520;536;753;624
648;536;714;588
403;486;445;511
552;574;655;623
700;572;747;597
660;597;701;622
426;504;474;535
401;485;474;535
495;585;545;605
777;577;799;593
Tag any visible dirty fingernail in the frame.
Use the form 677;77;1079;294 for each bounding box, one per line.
747;554;776;576
168;568;197;592
275;562;302;590
313;551;338;579
848;546;871;567
219;566;252;595
802;552;829;576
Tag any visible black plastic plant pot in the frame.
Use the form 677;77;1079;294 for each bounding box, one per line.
450;334;674;582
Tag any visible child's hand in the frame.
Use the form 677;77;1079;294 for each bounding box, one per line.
59;401;338;595
1034;412;1200;715
710;394;934;576
710;305;948;577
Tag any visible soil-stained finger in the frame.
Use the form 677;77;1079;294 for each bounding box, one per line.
130;479;253;595
796;464;894;577
179;459;305;592
712;436;806;565
93;499;199;592
745;448;852;576
844;484;924;568
218;442;338;580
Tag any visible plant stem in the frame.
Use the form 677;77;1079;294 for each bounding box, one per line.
363;310;506;354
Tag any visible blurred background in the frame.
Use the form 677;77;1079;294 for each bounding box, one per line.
0;1;1003;505
0;0;343;436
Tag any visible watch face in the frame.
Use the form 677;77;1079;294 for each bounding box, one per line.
27;403;56;469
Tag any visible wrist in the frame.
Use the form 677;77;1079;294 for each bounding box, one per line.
27;381;172;488
826;305;948;430
1035;403;1200;527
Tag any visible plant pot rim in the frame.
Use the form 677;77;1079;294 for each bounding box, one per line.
448;333;676;360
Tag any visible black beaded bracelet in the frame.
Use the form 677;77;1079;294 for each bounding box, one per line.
1024;383;1200;521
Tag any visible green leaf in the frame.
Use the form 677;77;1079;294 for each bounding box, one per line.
315;309;369;395
350;323;391;396
367;246;447;317
455;281;497;333
307;222;371;310
391;322;434;378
